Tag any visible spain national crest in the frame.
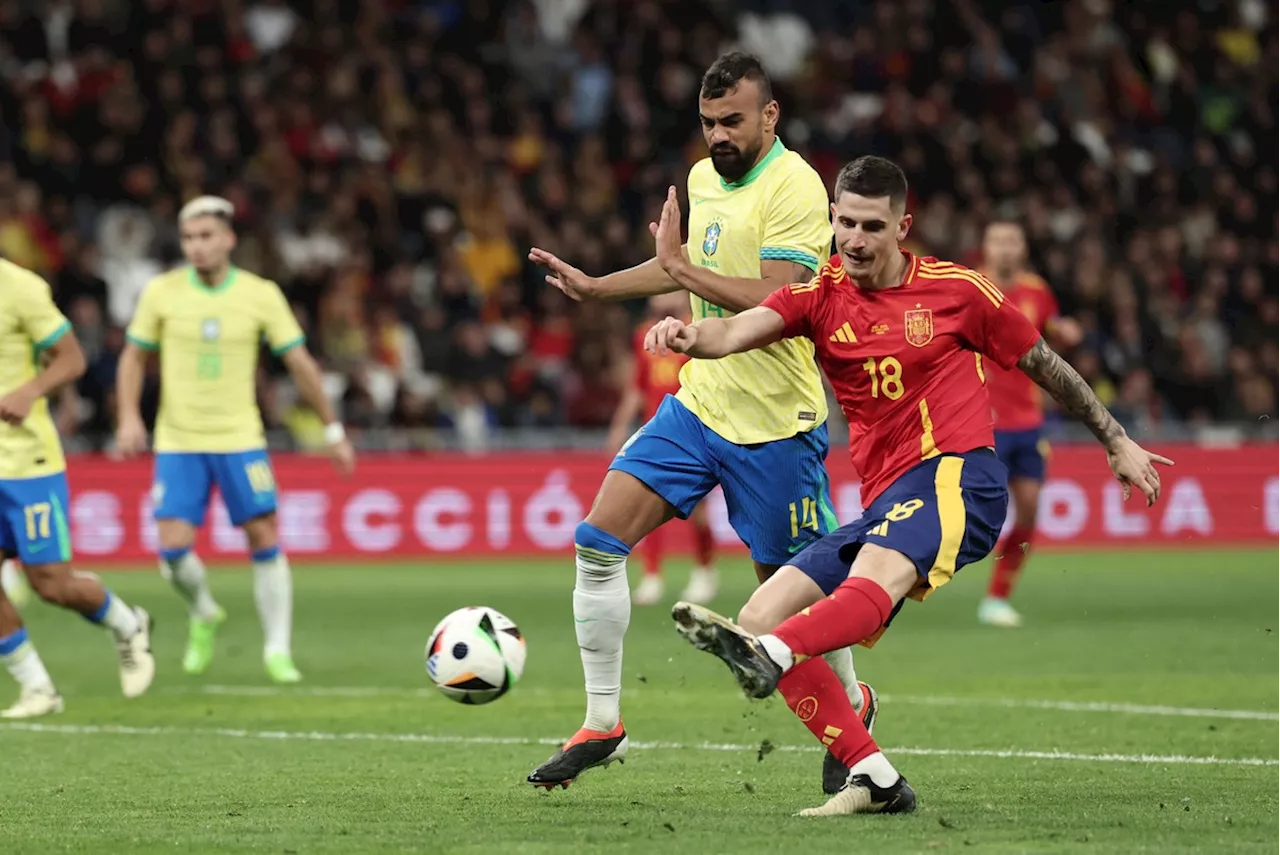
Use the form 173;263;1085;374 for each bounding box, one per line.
903;308;934;347
702;221;722;256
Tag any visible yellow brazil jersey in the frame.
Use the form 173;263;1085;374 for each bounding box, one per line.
126;266;305;453
680;138;832;445
0;260;72;479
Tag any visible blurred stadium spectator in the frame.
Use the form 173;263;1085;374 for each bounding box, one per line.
0;0;1274;450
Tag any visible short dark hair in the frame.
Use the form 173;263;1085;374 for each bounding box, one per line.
700;52;772;104
834;156;909;212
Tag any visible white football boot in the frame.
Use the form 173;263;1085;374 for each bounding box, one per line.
978;597;1023;628
632;574;664;606
1;686;64;719
116;607;156;698
679;567;718;605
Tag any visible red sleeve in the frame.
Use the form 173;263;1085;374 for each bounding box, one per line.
760;279;820;339
965;286;1042;370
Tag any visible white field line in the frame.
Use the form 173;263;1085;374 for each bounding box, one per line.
179;684;1280;722
1;721;1275;768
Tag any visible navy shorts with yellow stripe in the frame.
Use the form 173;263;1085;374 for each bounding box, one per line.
609;395;836;565
0;473;74;566
790;449;1008;613
994;428;1048;482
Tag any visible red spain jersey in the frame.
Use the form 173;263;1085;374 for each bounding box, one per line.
761;252;1041;505
633;327;688;418
982;272;1060;431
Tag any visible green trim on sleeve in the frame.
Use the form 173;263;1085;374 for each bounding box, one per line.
760;247;820;271
126;333;159;351
271;335;306;356
34;320;71;351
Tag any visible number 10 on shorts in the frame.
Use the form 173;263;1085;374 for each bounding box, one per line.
789;497;821;538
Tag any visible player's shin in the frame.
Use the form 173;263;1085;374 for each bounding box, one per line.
778;658;893;782
573;521;632;732
765;577;895;665
821;647;863;709
84;587;142;641
159;546;221;620
988;524;1034;600
0;626;55;693
251;546;293;659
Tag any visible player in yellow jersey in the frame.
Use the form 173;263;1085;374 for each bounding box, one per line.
115;196;354;684
0;259;155;719
526;53;875;792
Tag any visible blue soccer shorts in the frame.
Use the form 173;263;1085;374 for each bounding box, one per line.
608;395;836;565
994;428;1049;482
789;449;1009;644
153;450;279;527
0;473;73;566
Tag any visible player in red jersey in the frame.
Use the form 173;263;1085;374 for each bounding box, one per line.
979;220;1082;628
646;156;1172;816
606;293;717;606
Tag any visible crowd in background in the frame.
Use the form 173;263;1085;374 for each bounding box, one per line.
0;0;1275;450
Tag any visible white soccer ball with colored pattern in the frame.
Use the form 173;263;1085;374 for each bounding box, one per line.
425;607;526;705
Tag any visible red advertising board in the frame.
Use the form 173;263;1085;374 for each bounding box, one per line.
56;445;1277;563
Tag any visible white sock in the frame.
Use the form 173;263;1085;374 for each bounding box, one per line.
1;560;23;597
573;538;631;732
850;751;899;788
98;592;140;641
822;647;863;711
160;550;221;620
1;631;55;692
252;549;293;659
759;633;796;672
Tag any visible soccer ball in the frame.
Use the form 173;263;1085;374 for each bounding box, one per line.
425;607;526;705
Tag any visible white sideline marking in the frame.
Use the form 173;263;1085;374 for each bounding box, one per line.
183;685;1280;722
2;721;1275;768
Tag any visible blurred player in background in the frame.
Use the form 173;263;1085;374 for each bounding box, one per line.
651;156;1171;815
979;220;1082;628
605;292;717;606
115;196;355;684
0;259;154;719
526;53;871;791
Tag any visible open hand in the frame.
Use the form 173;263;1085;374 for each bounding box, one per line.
327;437;356;476
1106;437;1174;507
528;247;597;302
648;186;686;276
115;415;149;457
645;316;698;356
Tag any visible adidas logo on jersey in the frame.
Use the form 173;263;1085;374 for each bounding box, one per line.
829;322;857;344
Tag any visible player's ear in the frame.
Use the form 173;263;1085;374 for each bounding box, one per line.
897;213;913;242
762;99;779;133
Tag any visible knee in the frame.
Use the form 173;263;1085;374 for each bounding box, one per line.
26;565;70;606
1013;500;1039;529
574;521;631;576
243;515;278;553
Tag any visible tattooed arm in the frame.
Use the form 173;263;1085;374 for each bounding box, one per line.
1017;337;1174;505
1017;338;1125;446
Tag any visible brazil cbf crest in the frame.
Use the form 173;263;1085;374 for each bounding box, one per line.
904;308;934;347
702;220;722;256
201;318;221;341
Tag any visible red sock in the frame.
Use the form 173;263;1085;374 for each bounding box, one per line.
772;577;894;659
641;527;664;577
988;525;1035;599
777;657;878;767
691;519;714;568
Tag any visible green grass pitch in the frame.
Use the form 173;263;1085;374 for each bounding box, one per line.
0;550;1276;854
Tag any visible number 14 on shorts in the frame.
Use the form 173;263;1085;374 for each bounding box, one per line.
789;497;821;538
